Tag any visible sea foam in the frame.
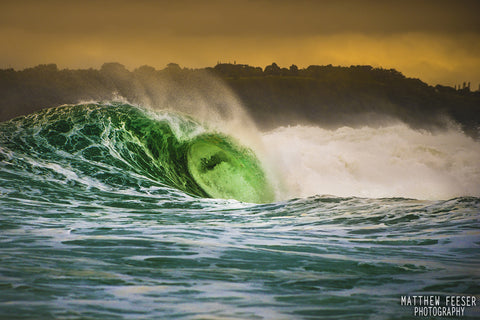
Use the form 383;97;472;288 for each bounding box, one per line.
262;124;480;200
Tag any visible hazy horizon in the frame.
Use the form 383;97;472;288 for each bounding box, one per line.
3;60;478;91
1;0;479;87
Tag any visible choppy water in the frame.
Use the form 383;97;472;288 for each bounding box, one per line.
1;103;479;319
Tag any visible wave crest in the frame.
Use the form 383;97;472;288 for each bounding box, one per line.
0;103;274;203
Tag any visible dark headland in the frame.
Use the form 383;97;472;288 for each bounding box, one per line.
1;63;479;138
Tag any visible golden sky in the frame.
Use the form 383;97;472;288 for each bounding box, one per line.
1;0;479;86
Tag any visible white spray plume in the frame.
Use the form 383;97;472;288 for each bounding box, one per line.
263;124;480;200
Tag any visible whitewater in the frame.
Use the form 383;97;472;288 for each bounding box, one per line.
0;102;479;319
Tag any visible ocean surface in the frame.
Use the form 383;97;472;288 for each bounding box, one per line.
0;103;479;319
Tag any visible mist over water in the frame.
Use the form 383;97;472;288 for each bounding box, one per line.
262;124;480;200
137;70;257;135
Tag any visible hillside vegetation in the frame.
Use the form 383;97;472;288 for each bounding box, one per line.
1;62;479;137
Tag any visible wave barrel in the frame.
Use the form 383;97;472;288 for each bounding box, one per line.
187;134;274;203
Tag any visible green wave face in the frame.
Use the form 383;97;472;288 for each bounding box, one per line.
188;135;274;203
0;103;274;203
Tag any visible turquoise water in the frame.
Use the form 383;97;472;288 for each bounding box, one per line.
0;103;479;319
